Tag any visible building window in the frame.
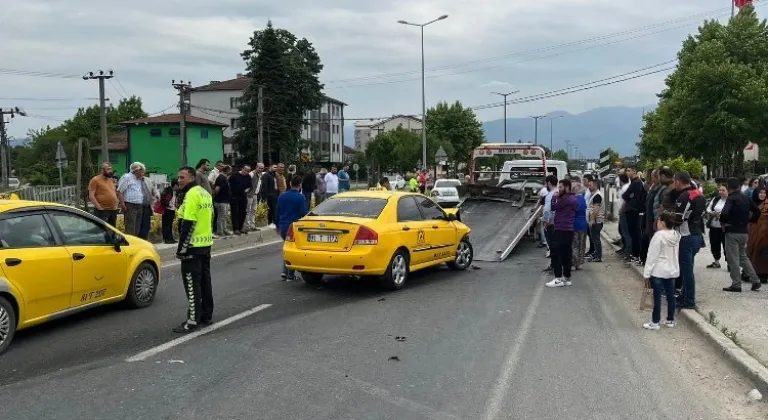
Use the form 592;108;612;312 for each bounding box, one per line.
230;118;239;129
200;128;209;139
169;127;181;136
230;97;243;109
108;154;120;164
150;128;162;137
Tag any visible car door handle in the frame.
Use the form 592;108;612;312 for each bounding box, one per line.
72;253;86;261
432;225;439;229
402;226;411;231
4;258;21;267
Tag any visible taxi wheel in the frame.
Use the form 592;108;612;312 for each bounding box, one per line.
448;238;474;270
381;249;409;291
301;272;324;285
0;296;17;355
125;262;158;309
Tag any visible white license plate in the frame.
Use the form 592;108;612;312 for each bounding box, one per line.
307;234;339;243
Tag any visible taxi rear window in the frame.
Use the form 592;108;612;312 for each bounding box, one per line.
310;198;388;219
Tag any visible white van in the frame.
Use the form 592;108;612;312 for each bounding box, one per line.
498;159;568;184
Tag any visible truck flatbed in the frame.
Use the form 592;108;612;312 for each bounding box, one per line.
459;200;542;262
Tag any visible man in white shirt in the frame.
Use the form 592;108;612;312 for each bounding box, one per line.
324;166;339;199
246;163;264;231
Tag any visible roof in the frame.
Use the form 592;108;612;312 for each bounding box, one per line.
121;114;228;127
191;76;346;105
354;119;385;128
0;199;74;212
369;115;422;128
89;132;128;151
343;145;357;155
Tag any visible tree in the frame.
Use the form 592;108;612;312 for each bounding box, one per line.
365;126;421;175
638;4;768;177
236;21;324;163
552;149;569;162
425;101;484;173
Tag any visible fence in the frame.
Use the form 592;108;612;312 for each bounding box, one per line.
2;185;79;205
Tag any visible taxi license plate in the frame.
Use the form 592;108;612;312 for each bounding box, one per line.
307;234;339;243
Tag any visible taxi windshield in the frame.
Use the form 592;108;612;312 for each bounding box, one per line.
309;198;388;219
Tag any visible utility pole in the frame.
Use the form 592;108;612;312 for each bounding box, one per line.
172;80;192;166
83;70;114;163
257;85;264;163
564;139;572;160
491;90;518;143
529;115;546;145
0;107;26;189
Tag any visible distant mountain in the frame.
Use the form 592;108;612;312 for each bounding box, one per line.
8;137;30;147
343;105;653;157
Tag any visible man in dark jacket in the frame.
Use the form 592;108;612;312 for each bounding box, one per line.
301;168;317;208
545;179;579;288
621;167;645;263
228;165;252;235
673;171;706;308
654;167;675;218
640;169;661;264
259;165;279;226
720;177;761;292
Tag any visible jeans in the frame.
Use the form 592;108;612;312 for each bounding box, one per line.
539;220;548;245
303;191;313;209
589;223;603;259
266;195;277;225
230;195;247;232
138;205;152;240
161;209;175;242
94;209;118;227
214;202;229;235
123;203;143;236
282;239;295;279
725;233;759;287
678;234;702;306
625;211;641;259
550;230;574;279
246;196;258;230
619;213;632;254
651;277;676;324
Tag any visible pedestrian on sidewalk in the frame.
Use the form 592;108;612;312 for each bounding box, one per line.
315;168;327;206
537;185;550;250
641;169;662;265
302;168;317;208
642;211;680;330
277;175;308;282
673;171;706;308
338;165;351;192
229;165;252;235
117;162;148;237
571;180;588;270
260;165;279;228
546;179;578;288
173;166;214;333
586;177;604;262
617;173;631;257
541;175;558;272
245;163;263;231
706;184;728;269
213;165;232;237
720;179;762;292
89;162;119;226
159;180;178;244
622;167;646;265
583;174;595;258
747;187;768;283
325;167;340;200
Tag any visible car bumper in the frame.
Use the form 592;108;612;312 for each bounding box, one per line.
434;197;460;206
283;245;389;276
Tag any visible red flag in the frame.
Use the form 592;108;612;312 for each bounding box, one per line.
735;0;753;8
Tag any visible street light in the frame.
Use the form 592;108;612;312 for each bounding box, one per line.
548;115;563;155
491;90;519;143
529;115;546;145
398;14;449;170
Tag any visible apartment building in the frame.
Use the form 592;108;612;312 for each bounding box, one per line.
189;74;347;163
354;115;422;153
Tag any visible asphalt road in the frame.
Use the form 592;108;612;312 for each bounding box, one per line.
0;241;764;419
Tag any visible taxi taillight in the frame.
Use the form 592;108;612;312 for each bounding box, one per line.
286;224;295;242
353;226;378;245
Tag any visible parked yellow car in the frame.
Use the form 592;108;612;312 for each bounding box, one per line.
283;191;473;290
0;199;161;354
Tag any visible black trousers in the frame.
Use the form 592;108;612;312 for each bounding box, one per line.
180;249;213;325
266;195;277;225
640;232;652;263
550;230;574;279
709;227;726;261
162;210;176;242
625;212;641;259
94;209;118;227
230;195;247;232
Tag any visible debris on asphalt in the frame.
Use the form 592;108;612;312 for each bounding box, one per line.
471;265;481;270
168;360;185;364
747;389;763;402
378;297;386;301
395;336;406;342
388;356;400;362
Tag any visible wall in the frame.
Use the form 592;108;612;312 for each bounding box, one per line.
188;90;237;137
96;151;128;175
128;124;223;177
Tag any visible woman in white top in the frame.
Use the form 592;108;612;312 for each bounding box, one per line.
706;184;728;269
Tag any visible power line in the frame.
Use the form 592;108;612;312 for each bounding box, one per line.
0;68;80;79
0;97;99;101
323;2;756;85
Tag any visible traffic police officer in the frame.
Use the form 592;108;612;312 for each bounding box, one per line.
174;166;215;333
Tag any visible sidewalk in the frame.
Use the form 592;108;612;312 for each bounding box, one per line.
153;228;280;262
600;221;768;389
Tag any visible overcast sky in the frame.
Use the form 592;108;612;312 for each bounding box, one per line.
0;0;754;140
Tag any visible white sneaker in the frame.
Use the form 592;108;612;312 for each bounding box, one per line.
563;278;572;286
545;278;565;288
267;223;276;229
643;322;660;330
664;320;675;328
545;249;551;258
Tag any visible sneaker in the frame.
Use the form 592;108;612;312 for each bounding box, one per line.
545;278;566;288
588;257;602;263
542;265;553;273
563;278;572;286
172;322;200;333
545;249;550;258
635;259;644;266
707;261;721;269
751;282;761;291
643;322;660;330
664;320;675;328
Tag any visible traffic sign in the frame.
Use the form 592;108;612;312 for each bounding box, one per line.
352;163;360;171
598;149;613;178
55;141;67;161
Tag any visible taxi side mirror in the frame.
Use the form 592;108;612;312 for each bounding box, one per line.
112;233;125;251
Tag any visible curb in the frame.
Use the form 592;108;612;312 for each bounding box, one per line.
156;229;280;263
599;229;768;393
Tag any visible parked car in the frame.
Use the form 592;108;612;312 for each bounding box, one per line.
431;179;462;207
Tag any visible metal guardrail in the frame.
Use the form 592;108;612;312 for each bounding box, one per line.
1;185;78;205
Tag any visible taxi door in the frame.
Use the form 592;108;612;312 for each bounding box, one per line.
413;195;457;262
0;212;73;321
47;211;129;307
395;196;430;265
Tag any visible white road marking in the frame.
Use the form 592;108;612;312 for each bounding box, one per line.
482;283;545;420
161;239;283;269
125;304;272;362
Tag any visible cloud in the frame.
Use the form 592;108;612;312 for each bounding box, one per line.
0;0;742;147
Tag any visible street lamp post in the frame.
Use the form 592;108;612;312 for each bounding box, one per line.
548;115;563;156
398;14;448;171
492;90;518;143
529;115;546;145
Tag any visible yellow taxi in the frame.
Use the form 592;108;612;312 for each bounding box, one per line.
0;199;161;354
283;191;473;290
